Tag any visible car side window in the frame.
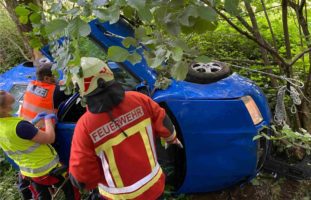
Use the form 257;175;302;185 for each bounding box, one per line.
60;64;140;123
59;96;86;123
9;84;28;114
110;63;141;91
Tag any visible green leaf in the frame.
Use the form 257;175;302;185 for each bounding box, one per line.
45;19;68;36
29;13;41;24
171;61;188;81
78;20;91;36
109;6;120;24
83;4;92;16
192;19;218;33
28;3;40;12
151;48;166;68
135;27;146;38
122;37;138;48
166;22;181;35
172;47;183;61
251;178;261;186
107;46;130;62
154;77;172;90
127;52;142;65
253;135;263;141
93;0;108;7
19;16;29;24
198;6;217;21
179;5;199;27
66;7;80;16
77;0;87;6
195;55;211;63
138;7;153;22
127;0;145;10
94;9;109;21
15;6;30;16
123;6;135;19
50;3;62;13
225;0;240;16
67;17;91;37
29;38;42;49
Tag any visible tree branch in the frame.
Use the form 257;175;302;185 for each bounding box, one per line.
0;0;7;9
212;7;287;65
260;0;278;51
299;0;306;13
218;58;278;66
7;37;32;61
289;48;311;66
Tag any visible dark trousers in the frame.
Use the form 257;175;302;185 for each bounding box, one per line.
31;176;76;200
18;173;33;200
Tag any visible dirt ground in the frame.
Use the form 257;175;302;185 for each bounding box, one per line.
190;178;311;200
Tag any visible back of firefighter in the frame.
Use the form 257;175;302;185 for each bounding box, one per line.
69;57;183;200
20;58;69;129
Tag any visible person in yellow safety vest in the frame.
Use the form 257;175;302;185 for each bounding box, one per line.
20;58;70;130
69;57;183;200
0;90;79;200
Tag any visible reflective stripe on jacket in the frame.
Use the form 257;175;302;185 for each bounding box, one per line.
95;118;164;199
70;91;175;200
20;80;56;129
0;117;59;177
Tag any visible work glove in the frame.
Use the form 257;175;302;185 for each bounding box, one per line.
31;112;47;125
165;138;183;149
44;113;58;123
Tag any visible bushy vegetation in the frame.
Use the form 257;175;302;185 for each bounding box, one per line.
0;150;20;200
0;6;25;73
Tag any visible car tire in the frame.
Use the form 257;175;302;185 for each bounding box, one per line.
185;61;231;84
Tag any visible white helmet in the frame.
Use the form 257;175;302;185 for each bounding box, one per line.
72;57;114;97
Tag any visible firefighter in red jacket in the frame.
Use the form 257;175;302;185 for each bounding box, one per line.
69;57;183;200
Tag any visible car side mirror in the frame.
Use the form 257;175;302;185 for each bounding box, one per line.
135;81;150;96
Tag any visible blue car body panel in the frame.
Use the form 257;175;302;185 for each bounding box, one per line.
54;123;76;166
0;18;272;193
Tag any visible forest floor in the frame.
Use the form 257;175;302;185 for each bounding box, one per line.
1;158;310;200
190;177;310;200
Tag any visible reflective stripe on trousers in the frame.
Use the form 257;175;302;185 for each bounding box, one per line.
19;156;59;174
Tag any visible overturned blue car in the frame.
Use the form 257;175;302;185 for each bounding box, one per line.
0;18;271;194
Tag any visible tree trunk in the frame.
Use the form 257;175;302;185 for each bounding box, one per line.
243;1;278;87
288;0;311;132
2;0;42;60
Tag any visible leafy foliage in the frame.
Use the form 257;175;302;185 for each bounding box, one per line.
0;6;25;72
12;0;240;94
254;124;311;161
0;150;19;200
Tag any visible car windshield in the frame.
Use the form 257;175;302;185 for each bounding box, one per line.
9;84;27;114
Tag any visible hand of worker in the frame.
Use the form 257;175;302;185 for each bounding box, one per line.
31;112;47;125
165;138;183;149
44;113;58;123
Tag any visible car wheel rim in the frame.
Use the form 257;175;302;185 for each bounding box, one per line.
190;62;223;74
